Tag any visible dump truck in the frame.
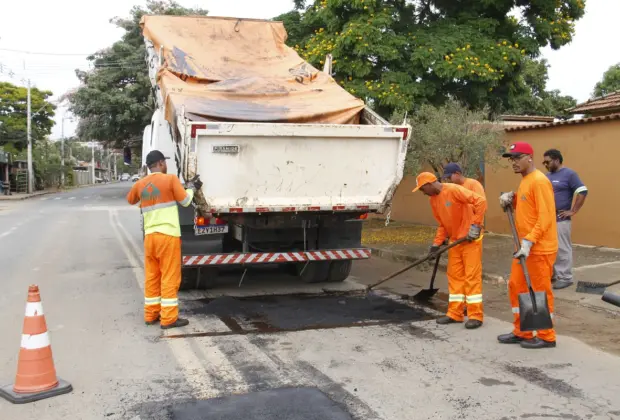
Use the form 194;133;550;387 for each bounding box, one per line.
138;15;411;289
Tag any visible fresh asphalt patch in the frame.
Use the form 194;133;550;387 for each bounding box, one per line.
170;387;354;420
165;292;438;338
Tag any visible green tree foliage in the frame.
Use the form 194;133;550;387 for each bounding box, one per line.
0;81;56;149
504;58;577;119
275;0;586;117
403;99;505;177
68;0;208;147
593;63;620;97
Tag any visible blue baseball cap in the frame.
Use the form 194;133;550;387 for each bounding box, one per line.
442;163;463;179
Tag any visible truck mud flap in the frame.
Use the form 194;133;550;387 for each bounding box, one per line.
182;248;371;266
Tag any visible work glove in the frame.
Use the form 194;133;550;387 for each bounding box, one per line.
428;244;441;258
186;175;203;192
513;239;534;259
467;224;482;241
499;191;515;210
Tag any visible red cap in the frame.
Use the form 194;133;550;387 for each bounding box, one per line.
502;142;534;157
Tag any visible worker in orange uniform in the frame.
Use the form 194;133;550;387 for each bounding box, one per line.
127;150;202;330
499;142;558;349
442;162;487;318
412;172;487;329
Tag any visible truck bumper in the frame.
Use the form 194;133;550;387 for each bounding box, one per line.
182;248;371;266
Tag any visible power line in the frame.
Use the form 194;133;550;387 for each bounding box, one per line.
0;48;94;56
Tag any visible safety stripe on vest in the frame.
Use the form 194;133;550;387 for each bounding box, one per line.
466;294;483;304
161;298;178;307
180;193;192;207
142;201;177;213
449;294;465;302
145;297;161;306
183;248;372;266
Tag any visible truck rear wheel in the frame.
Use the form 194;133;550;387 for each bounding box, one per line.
327;260;352;282
179;267;218;290
292;261;330;283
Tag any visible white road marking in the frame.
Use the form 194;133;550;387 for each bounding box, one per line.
574;261;620;272
0;227;17;239
69;197;76;200
40;197;48;201
54;197;61;200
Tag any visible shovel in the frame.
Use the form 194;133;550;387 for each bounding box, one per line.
366;237;468;293
505;207;553;332
412;253;442;301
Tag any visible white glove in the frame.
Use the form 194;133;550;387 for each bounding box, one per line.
499;191;515;209
467;224;482;240
514;239;533;259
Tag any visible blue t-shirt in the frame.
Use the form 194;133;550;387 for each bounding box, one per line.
546;167;587;221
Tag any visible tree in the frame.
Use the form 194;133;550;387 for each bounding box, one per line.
0;81;56;149
503;58;577;119
403;99;505;177
593;63;620;97
274;0;586;117
68;1;209;148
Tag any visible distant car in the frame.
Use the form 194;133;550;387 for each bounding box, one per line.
121;173;130;181
130;174;140;182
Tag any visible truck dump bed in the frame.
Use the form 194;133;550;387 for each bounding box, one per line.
140;15;365;125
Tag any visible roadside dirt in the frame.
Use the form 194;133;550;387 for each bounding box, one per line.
351;258;620;356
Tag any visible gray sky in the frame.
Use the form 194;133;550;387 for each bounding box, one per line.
0;0;616;140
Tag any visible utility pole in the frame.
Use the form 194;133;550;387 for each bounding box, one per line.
26;79;33;194
61;117;65;187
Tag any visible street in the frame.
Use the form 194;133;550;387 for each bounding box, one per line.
1;183;620;420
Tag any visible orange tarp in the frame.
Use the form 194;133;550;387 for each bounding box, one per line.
139;15;365;124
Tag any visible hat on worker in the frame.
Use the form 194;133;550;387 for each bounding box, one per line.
411;172;438;193
441;163;462;179
502;142;534;157
145;150;170;166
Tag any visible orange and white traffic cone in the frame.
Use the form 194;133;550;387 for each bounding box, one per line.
0;285;72;404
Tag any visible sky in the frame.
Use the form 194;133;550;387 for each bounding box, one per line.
0;0;617;140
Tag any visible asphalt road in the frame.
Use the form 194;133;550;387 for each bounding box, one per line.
0;183;619;420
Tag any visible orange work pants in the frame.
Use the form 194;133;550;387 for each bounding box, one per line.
508;253;556;342
144;233;182;326
446;240;483;322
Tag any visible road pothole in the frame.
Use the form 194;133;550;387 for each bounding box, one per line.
163;291;438;339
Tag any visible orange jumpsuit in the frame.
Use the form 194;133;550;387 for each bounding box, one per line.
430;183;487;322
127;173;194;326
509;169;558;341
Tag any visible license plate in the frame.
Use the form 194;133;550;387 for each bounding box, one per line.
194;225;229;236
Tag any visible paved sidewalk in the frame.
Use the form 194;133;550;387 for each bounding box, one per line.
363;219;620;313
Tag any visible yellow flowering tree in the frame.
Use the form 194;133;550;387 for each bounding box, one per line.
275;0;586;116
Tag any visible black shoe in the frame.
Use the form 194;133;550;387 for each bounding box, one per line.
145;316;160;326
161;318;190;329
497;332;526;344
465;319;483;329
520;337;556;349
553;280;573;290
436;316;462;325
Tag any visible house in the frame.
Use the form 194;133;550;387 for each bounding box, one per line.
567;90;620;117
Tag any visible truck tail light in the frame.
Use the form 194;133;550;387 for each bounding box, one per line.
215;217;226;225
358;213;368;220
195;216;206;226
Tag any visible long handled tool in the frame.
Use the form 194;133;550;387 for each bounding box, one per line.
505;207;553;332
366;237;468;292
576;278;620;295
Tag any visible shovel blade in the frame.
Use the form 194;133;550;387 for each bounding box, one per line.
413;288;440;302
518;291;553;332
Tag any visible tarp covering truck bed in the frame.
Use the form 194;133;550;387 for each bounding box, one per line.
139;15;366;124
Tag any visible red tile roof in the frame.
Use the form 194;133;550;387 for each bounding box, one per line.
505;113;620;132
567;91;620;114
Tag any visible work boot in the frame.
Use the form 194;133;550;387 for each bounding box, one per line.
520;337;556;349
161;318;190;330
435;316;462;325
145;315;160;326
497;332;526;344
465;319;483;329
553;280;573;290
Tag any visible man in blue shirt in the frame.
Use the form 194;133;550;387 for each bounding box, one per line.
543;149;588;290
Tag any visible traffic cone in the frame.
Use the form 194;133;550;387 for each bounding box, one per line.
0;285;72;404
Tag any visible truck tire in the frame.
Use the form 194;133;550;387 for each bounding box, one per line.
293;261;330;283
179;267;218;290
327;260;352;282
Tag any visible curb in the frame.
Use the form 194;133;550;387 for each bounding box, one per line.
368;246;506;285
0;191;57;201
